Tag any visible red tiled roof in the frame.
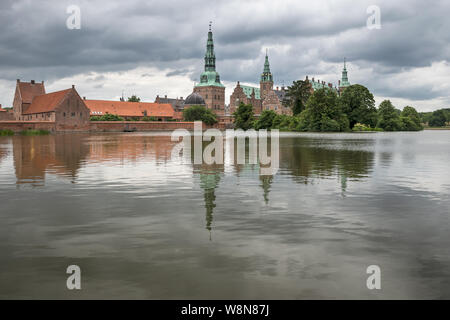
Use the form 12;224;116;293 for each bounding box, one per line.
23;89;71;115
84;100;175;118
18;82;46;104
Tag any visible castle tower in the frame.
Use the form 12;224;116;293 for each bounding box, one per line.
193;22;225;116
260;50;274;100
339;58;350;95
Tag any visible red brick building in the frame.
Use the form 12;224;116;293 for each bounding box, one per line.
84;100;175;121
12;79;46;120
12;80;91;131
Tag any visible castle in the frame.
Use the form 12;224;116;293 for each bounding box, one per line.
185;24;351;117
229;52;291;116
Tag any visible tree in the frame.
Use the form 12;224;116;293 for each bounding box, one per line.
233;102;254;130
339;84;377;128
254;110;277;130
183;105;218;125
284;80;311;115
299;88;349;132
400;106;423;131
429;109;447;127
376;100;402;131
127;95;141;102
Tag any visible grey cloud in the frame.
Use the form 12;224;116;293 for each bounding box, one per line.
0;0;449;108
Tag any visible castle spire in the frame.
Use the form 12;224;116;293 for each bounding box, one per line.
340;57;350;87
261;49;273;82
204;22;216;72
196;23;224;88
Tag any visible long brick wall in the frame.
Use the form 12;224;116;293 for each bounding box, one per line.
89;121;202;132
0;121;56;132
0;120;228;133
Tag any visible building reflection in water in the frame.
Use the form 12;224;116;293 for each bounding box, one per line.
12;135;90;185
11;134;180;185
8;133;377;233
195;164;222;241
279;137;375;194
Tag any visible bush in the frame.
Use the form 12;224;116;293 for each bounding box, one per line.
183;105;218;125
254;110;277;130
127;117;140;122
0;129;14;136
320;117;340;132
90;114;124;121
142;116;158;121
352;123;382;132
20;129;50;136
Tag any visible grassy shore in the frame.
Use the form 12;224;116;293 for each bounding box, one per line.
0;129;15;136
20;129;50;136
424;126;450;130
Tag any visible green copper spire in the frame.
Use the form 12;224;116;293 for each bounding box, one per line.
261;50;273;83
340;57;350;87
204;22;216;72
196;22;224;88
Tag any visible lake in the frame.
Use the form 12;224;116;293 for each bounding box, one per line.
0;131;449;299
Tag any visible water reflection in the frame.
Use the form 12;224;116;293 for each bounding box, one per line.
0;131;449;299
12;135;90;185
196;164;222;240
7;134;380;189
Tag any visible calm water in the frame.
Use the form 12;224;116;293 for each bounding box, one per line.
0;131;449;299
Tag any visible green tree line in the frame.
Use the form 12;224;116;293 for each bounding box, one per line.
234;83;424;132
420;108;450;127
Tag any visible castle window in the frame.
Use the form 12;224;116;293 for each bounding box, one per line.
71;112;75;117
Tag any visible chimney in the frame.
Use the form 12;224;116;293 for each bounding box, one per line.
338;80;341;86
312;77;314;82
72;85;75;89
83;96;86;100
306;75;309;81
180;97;183;100
164;95;167;99
281;86;285;91
276;86;279;90
31;80;35;84
41;81;44;84
17;79;20;83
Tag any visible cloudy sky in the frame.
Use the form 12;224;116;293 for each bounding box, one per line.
1;0;449;111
